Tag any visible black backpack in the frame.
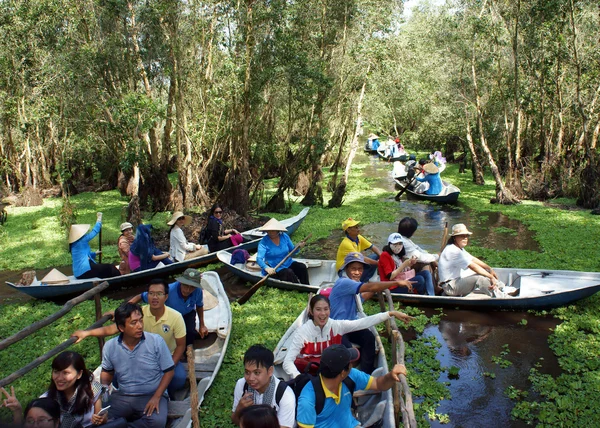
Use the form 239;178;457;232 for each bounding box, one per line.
243;380;288;407
199;224;210;245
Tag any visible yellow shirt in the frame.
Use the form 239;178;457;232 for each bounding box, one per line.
335;235;373;270
142;305;186;354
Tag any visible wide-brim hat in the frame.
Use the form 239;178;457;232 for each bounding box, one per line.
320;344;360;377
342;218;359;231
41;268;70;285
120;222;133;232
176;268;203;288
339;252;369;272
451;223;473;236
69;224;90;244
167;211;192;226
423;163;439;174
259;218;287;232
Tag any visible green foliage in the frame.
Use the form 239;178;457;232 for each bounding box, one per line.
58;197;78;230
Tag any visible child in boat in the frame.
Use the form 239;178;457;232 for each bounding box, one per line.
232;345;295;428
282;294;412;378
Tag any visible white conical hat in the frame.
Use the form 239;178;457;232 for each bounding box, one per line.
41;268;70;285
258;218;287;232
68;224;91;244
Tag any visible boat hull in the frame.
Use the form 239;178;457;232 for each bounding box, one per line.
394;178;460;204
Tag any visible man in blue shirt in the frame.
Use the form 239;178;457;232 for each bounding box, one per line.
133;268;208;347
101;302;174;428
329;252;413;374
297;345;407;428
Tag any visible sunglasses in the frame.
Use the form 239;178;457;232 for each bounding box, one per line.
214;210;223;214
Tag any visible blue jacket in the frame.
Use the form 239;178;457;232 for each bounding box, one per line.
416;172;443;195
71;221;101;278
256;233;297;276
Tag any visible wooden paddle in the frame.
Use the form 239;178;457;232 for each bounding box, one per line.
98;228;103;263
439;221;449;254
394;173;418;201
237;233;312;305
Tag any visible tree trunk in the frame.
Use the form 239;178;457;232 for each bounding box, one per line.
464;107;485;185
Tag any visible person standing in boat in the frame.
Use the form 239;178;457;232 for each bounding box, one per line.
69;212;121;279
256;218;309;284
117;222;135;275
167;211;208;262
206;204;244;253
335;218;381;283
129;224;172;272
282;294;412;378
232;345;295;428
414;162;443;195
329;252;415;374
438;224;515;298
378;233;435;295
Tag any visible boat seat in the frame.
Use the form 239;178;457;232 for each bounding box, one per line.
167;399;191;418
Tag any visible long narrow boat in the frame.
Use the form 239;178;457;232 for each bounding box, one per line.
272;291;395;427
6;208;309;299
394;178;460;204
377;145;409;163
168;271;231;428
218;250;600;310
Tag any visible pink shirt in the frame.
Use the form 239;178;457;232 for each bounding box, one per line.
128;251;141;271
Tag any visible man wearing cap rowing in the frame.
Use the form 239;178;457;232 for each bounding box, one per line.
296;344;407;428
335;218;381;283
438;224;516;297
72;279;188;395
329;252;414;375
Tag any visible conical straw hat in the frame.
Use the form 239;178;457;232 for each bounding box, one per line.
423;163;439;174
41;268;70;285
167;211;192;226
69;224;91;244
202;289;219;310
258;218;287;232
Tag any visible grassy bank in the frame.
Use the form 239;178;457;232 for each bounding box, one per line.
1;156;600;426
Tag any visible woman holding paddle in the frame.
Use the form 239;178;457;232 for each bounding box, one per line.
256;218;309;285
69;212;120;279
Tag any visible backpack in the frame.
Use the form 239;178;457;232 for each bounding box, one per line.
199;225;210;245
243;379;288;407
286;362;356;415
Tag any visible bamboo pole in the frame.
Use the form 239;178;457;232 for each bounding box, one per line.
187;345;200;428
0;314;113;388
0;281;111;351
93;282;106;354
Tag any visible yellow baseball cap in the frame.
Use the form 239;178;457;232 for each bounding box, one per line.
342;218;360;231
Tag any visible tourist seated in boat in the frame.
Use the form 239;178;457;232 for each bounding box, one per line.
430;150;447;170
1;352;111;427
282;294;411;378
256;218;309;284
167;211;208;262
397;216;439;274
129;268;209;347
414;162;443;195
329;252;414;374
117;222;134;275
99;303;174;427
335;218;381;283
69;212;121;279
238;404;280;428
232;344;295;428
205;204;244;253
2;396;60;428
296;345;407;428
72;280;187;396
367;133;379;150
438;224;515;298
128;224;173;272
378;233;435;296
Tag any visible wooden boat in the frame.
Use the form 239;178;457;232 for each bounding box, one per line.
377;145;408;163
272;292;395;428
168;271;231;428
5;208;310;300
218;251;600;310
394;178;460;204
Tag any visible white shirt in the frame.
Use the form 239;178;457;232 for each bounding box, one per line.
170;226;196;262
402;237;439;264
232;377;296;428
438;244;473;283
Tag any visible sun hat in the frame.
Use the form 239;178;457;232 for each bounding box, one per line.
451;223;473;236
320;344;360;378
258;218;287;232
41;268;69;285
167;211;192;226
387;233;404;244
423;163;439;174
339;252;369;272
176;268;203;288
120;222;133;232
342;218;360;231
68;224;90;244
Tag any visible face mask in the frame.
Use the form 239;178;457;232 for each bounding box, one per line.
390;243;403;254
